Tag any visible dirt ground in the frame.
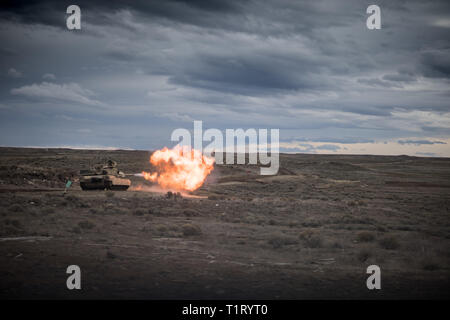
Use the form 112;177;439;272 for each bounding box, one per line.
0;147;449;299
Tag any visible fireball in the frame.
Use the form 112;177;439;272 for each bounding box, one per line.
142;146;214;191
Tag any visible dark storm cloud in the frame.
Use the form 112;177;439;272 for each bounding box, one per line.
168;53;327;94
0;0;449;153
3;0;449;92
0;0;65;26
0;0;244;29
420;49;450;79
357;78;404;88
382;73;417;83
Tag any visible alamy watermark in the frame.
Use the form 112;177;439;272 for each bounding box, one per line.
366;265;381;290
171;121;279;175
66;265;81;290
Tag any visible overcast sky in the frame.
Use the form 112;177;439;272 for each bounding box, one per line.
1;0;449;156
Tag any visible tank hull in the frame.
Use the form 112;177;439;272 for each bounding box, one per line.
80;175;131;191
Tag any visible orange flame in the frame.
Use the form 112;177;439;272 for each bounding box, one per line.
142;146;214;191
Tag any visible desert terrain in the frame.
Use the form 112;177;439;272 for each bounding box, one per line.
0;147;449;299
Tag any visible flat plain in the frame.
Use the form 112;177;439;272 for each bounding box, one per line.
0;147;449;299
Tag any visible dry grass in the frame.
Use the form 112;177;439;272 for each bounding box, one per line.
378;235;400;250
356;231;375;242
1;148;450;298
105;191;115;198
357;247;372;262
182;223;202;236
133;209;145;216
268;233;299;248
303;235;323;248
298;229;324;248
8;204;24;213
78;220;95;230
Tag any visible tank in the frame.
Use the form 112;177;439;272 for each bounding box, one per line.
80;160;131;191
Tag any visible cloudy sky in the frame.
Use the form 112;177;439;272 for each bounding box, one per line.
1;0;449;156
